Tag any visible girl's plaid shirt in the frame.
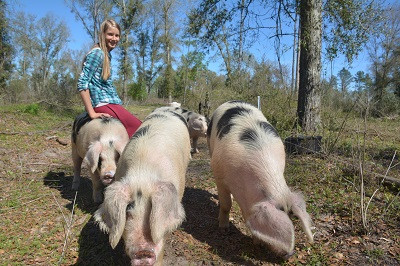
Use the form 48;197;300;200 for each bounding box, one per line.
77;48;122;107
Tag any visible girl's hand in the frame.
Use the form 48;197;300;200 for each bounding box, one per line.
89;112;112;119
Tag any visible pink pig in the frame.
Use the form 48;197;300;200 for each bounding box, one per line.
94;107;191;265
207;101;313;258
71;113;129;203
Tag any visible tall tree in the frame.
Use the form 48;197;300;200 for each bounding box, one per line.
297;0;322;132
176;41;207;103
113;0;143;102
369;4;400;115
188;0;252;86
0;0;13;99
10;12;69;98
159;0;180;100
65;0;113;43
354;71;371;93
324;0;384;62
338;67;352;94
134;0;164;96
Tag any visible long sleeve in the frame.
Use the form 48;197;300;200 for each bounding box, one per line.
77;48;103;92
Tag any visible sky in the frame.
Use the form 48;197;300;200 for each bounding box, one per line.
8;0;380;79
9;0;91;51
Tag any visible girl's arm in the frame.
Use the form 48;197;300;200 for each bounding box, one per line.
79;90;111;119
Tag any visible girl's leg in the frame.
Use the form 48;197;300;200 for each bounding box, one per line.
94;104;142;138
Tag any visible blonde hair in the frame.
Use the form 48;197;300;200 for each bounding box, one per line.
98;19;121;80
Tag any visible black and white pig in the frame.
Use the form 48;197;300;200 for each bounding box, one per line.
71;112;129;203
207;100;313;259
158;106;208;153
94;107;191;266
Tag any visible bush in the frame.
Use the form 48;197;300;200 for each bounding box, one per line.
20;103;40;115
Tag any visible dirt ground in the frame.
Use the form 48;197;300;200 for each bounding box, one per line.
0;108;399;265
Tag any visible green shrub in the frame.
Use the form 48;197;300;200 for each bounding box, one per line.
20;103;40;115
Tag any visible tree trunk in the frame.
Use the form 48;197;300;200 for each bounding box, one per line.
297;0;322;132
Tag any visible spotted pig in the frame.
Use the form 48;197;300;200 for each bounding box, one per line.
207;101;313;258
94;107;191;266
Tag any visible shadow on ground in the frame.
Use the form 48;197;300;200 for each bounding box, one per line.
181;187;283;265
43;171;282;265
43;171;97;214
43;171;130;265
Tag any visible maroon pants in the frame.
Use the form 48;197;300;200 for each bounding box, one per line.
94;104;142;138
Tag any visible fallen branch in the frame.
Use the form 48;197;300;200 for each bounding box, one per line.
378;174;400;188
46;135;69;146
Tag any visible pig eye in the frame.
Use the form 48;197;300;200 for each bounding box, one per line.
126;201;135;211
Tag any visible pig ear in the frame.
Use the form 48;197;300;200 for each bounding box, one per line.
84;141;102;173
246;201;295;257
114;140;127;156
150;182;185;243
290;191;314;243
94;181;130;249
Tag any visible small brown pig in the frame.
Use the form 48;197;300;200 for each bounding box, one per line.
207;101;313;259
71;112;129;203
94;107;191;266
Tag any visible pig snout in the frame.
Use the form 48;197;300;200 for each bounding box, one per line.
132;248;156;266
283;250;295;260
101;170;115;185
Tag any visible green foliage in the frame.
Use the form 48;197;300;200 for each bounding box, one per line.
338;67;353;93
128;81;147;101
324;0;384;62
20;103;40;115
158;63;175;99
187;0;232;49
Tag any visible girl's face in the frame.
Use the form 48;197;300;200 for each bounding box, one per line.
105;26;120;51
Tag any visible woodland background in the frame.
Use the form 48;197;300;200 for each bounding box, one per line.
0;0;399;265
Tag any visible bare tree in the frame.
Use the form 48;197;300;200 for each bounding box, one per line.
113;0;143;102
64;0;113;43
367;5;400;116
0;0;13;100
10;12;70;98
297;0;322;132
159;0;180;100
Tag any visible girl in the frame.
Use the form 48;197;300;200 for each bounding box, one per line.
77;19;141;138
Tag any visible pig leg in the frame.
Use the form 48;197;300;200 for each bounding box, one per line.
71;147;82;191
91;173;104;203
215;179;232;228
191;137;199;154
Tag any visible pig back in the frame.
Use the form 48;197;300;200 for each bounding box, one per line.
73;116;128;157
114;108;191;197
